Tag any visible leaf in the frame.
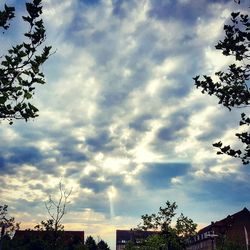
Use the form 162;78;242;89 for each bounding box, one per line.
22;15;32;23
24;92;32;99
19;51;26;57
217;152;223;155
231;12;240;19
28;103;39;112
212;141;223;148
0;96;7;104
221;145;230;153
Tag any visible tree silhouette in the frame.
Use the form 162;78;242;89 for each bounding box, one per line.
135;201;197;249
0;204;19;250
97;239;110;250
0;0;51;124
85;236;97;250
194;1;250;165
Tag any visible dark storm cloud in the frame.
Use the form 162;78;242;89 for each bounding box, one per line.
139;162;190;189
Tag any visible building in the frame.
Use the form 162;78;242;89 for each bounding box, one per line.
187;207;250;250
13;230;84;247
116;229;159;250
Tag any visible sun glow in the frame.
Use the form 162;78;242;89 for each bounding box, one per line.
107;186;117;219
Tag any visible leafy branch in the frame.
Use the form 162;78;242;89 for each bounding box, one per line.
0;0;52;124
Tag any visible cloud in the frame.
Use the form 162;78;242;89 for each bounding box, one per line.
190;173;250;206
139;162;191;189
0;0;249;248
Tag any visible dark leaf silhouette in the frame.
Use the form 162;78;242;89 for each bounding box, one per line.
194;2;250;165
0;0;51;124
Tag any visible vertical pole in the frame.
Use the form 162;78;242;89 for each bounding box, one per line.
211;237;214;250
244;226;249;250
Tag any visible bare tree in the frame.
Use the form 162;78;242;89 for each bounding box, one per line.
34;182;72;248
44;182;72;233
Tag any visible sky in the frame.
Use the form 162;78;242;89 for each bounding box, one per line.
1;0;250;249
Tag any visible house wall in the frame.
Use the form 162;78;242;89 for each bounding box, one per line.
187;208;250;250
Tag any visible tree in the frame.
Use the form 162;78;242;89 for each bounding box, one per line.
0;204;19;250
175;213;197;240
124;235;168;250
135;201;197;250
0;0;51;124
137;201;177;232
34;182;72;248
97;239;110;250
144;234;168;250
216;235;246;250
124;240;137;250
85;236;97;250
193;1;250;165
44;182;72;233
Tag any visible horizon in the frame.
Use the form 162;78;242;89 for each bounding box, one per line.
14;206;250;248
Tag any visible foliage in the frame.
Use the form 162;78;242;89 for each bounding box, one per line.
84;236;111;250
0;204;19;250
133;201;197;250
97;239;111;250
124;233;182;250
144;234;168;250
34;218;64;232
216;236;246;250
193;2;250;164
175;213;197;239
124;240;138;250
137;201;177;232
0;0;51;124
85;236;97;250
0;4;15;30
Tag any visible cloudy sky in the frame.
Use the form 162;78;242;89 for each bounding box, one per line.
1;0;250;248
